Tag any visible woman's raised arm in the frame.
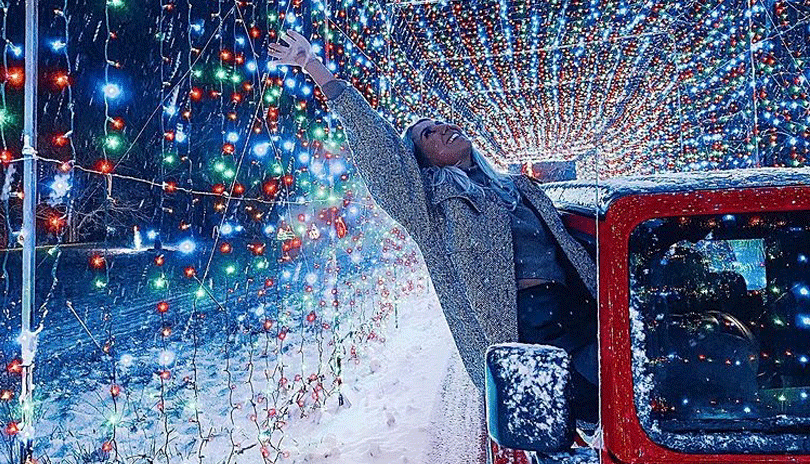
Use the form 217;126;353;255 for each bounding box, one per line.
269;30;431;243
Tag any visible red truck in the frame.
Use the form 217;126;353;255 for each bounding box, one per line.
486;168;810;464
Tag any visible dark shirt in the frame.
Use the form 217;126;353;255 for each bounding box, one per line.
465;165;566;285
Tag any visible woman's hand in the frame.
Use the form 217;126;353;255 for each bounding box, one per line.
268;29;337;92
268;29;316;68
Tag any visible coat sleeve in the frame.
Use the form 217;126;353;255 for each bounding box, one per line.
326;80;430;244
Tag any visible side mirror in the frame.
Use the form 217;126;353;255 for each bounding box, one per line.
486;343;574;452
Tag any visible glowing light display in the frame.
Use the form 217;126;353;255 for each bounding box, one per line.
0;0;806;462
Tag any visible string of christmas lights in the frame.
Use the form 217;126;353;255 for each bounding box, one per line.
1;0;427;461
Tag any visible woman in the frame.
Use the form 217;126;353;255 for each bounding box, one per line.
269;30;598;423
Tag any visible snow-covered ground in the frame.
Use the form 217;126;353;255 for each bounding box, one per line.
26;279;485;464
283;289;484;464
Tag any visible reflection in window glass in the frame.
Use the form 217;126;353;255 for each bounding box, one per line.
700;238;766;291
629;211;810;452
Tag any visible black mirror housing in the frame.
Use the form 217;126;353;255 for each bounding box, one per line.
485;343;575;452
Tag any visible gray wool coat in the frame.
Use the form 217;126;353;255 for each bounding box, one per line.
326;81;597;391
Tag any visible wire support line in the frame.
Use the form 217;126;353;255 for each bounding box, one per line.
0;241;147;252
65;301;106;355
188;274;228;317
24;154;375;208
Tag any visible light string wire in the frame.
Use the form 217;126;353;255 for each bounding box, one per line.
221;1;324;459
219;0;238;460
0;0;14;323
156;0;171;461
267;3;326;447
232;3;278;461
0;2;15;454
101;0;122;459
184;0;208;462
40;0;79;337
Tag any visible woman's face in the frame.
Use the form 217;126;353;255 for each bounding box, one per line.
410;118;473;169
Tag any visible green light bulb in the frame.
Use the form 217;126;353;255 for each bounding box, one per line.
105;134;123;151
0;108;12;127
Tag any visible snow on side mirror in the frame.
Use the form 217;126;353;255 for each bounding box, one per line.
486;343;574;452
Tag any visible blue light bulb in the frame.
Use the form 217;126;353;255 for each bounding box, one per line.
253;142;270;157
103;83;121;99
179;239;196;254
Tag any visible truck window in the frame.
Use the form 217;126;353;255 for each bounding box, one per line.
628;211;810;453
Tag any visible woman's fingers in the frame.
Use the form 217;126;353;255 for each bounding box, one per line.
268;45;290;60
280;36;298;50
286;29;307;44
282;29;298;42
